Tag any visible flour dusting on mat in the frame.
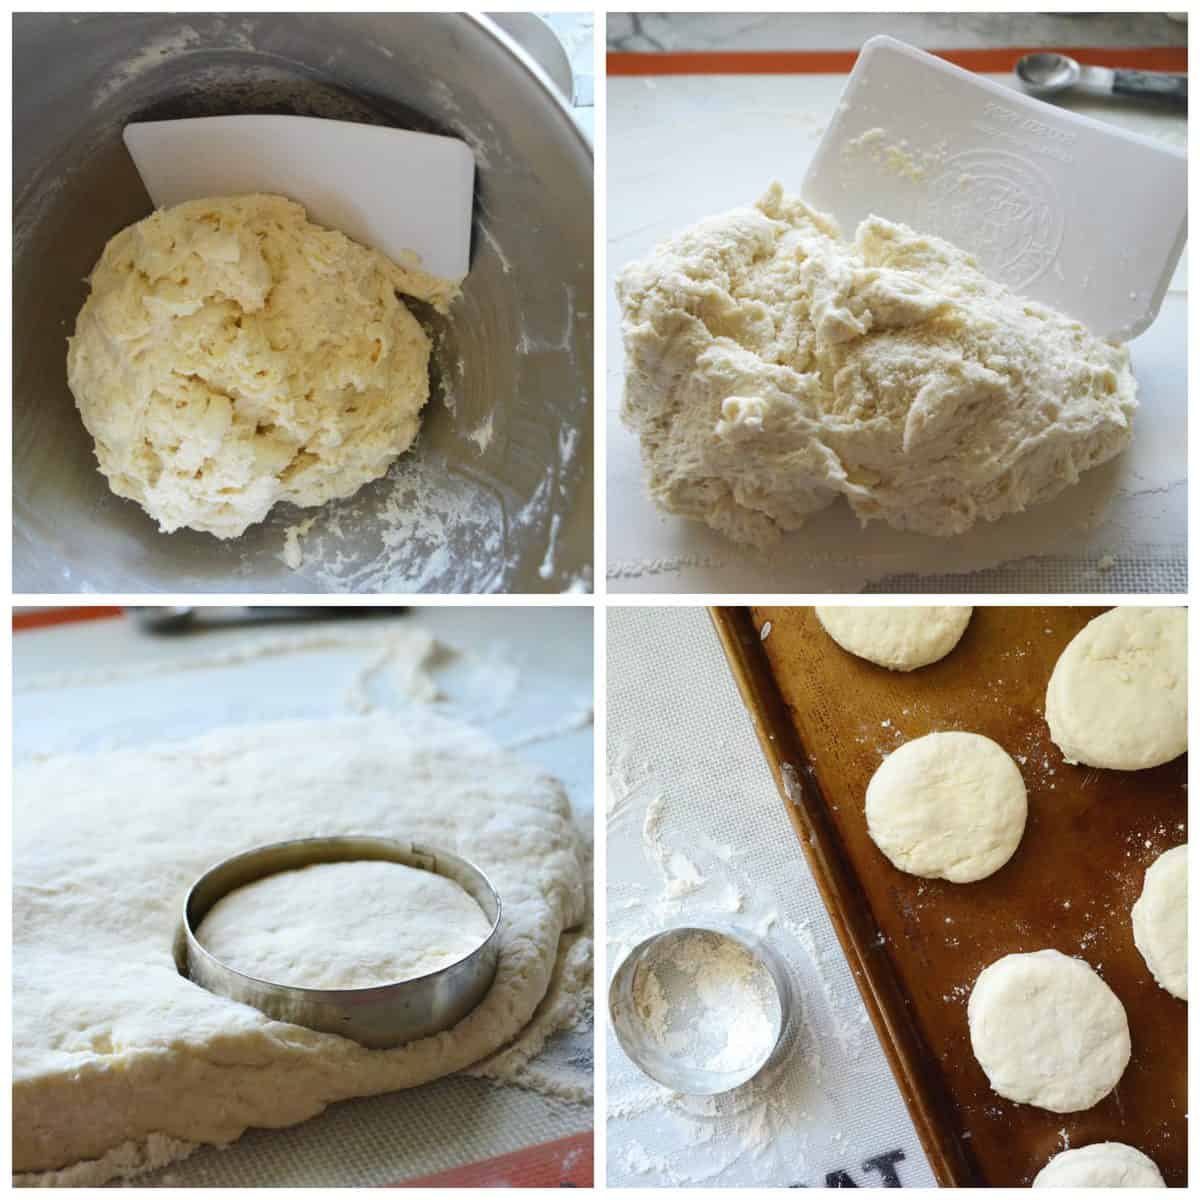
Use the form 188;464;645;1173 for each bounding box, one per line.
607;754;879;1186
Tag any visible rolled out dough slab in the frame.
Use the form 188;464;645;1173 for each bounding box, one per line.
13;715;586;1184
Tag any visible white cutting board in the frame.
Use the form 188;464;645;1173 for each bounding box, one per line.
804;37;1186;340
607;71;1187;594
125;115;475;281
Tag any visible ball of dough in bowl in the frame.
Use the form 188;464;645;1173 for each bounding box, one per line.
815;606;972;670
866;731;1026;883
1132;843;1187;1001
1033;1142;1165;1188
67;194;456;538
968;949;1130;1113
1045;607;1186;770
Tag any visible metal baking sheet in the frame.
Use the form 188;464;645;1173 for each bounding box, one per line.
711;605;1186;1187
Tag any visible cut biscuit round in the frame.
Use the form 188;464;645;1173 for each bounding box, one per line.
968;949;1130;1114
1045;607;1186;770
815;606;972;671
866;731;1026;883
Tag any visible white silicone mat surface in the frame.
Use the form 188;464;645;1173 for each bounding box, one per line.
13;608;593;1187
607;69;1186;594
606;607;937;1188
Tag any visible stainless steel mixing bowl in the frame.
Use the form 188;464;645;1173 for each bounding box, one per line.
14;13;592;593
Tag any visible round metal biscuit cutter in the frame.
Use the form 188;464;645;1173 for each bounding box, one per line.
609;922;793;1094
181;835;502;1049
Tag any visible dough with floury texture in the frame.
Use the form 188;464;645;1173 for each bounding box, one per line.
14;716;585;1184
1046;607;1187;770
968;950;1130;1113
815;606;971;670
196;860;492;990
617;184;1136;549
67;194;458;539
1131;843;1187;1000
866;732;1026;883
1033;1143;1166;1188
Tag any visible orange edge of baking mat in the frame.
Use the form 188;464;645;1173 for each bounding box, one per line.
391;1131;593;1188
607;46;1187;75
13;607;124;631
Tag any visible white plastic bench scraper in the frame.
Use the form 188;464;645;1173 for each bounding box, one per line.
803;36;1186;340
124;115;475;282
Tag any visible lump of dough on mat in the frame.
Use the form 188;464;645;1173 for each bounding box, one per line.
1033;1143;1166;1188
968;949;1130;1113
196;860;491;990
815;606;971;670
866;732;1025;883
1131;843;1187;1001
617;183;1136;549
67;194;458;539
1046;607;1186;770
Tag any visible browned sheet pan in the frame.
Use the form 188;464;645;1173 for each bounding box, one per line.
711;605;1186;1188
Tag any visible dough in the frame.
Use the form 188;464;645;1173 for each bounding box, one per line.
1131;843;1187;1000
195;860;492;989
618;184;1136;549
968;949;1130;1113
14;716;585;1184
1033;1143;1165;1188
1046;607;1187;770
67;194;457;538
866;732;1026;883
815;605;971;670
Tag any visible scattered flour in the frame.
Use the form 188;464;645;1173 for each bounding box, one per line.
465;411;495;455
606;753;878;1186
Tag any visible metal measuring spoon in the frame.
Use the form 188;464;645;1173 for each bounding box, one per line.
1016;52;1187;107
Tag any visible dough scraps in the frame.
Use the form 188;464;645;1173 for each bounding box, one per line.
815;605;971;670
1046;606;1187;770
618;184;1136;549
14;715;585;1184
67;194;458;538
195;860;493;990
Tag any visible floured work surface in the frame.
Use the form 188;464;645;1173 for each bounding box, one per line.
13;714;586;1185
713;606;1186;1186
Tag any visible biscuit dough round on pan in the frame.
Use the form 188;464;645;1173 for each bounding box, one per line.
968;949;1130;1114
1045;607;1186;770
866;732;1026;883
1131;843;1187;1001
1032;1143;1166;1188
815;606;972;671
